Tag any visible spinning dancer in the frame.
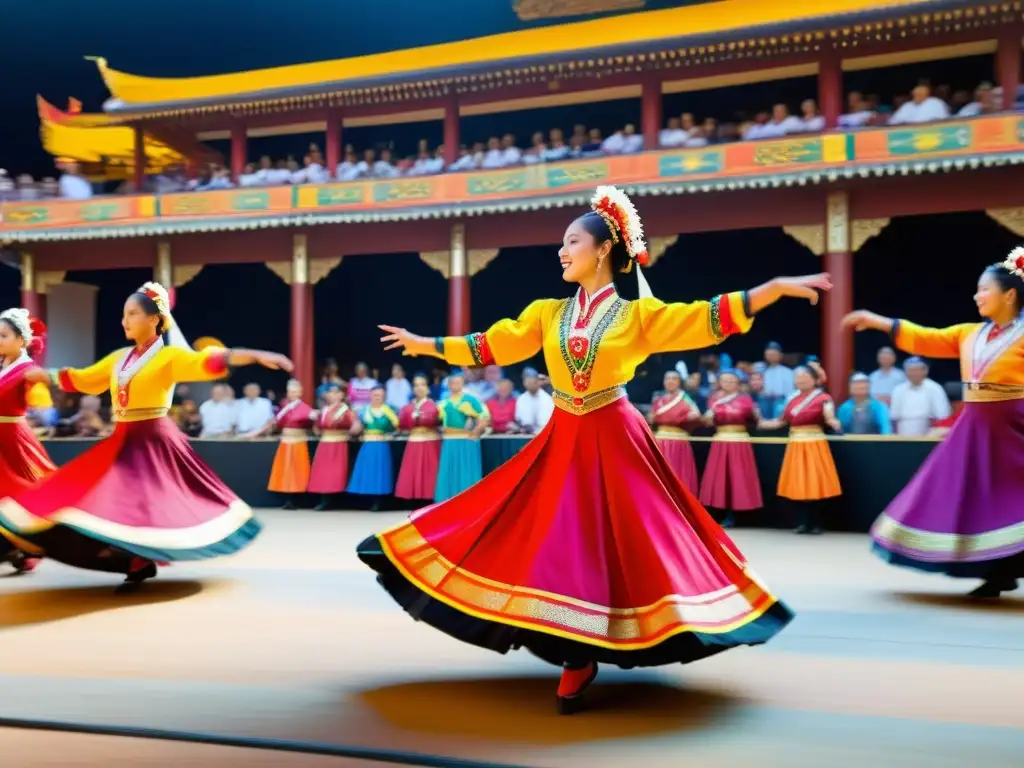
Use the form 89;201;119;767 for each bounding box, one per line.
844;251;1024;598
0;309;55;574
0;282;291;586
364;185;830;714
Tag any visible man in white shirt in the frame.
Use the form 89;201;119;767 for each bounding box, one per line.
659;117;687;148
889;84;950;125
838;91;875;129
234;382;275;438
385;363;413;410
480;138;506;169
868;346;907;405
515;369;554;434
57;161;93;200
500;135;522;166
797;99;826;133
889;357;951;436
765;103;805;136
199;384;238;438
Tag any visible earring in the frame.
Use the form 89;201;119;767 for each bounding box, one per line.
597;256;604;271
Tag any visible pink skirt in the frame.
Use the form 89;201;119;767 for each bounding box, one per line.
656;435;699;494
395;437;441;500
699;435;763;511
308;435;350;494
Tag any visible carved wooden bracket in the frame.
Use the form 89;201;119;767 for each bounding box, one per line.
645;235;678;267
987;207;1024;238
36;270;66;296
783;219;890;256
265;258;342;285
420;249;500;279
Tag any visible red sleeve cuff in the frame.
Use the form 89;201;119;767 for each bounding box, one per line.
466;333;495;367
203;349;230;375
56;369;77;393
710;295;740;339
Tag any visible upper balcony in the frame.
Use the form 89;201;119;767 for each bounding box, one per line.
2;113;1021;242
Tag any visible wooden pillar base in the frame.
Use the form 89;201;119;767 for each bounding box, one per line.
822;249;853;401
290;282;315;401
447;277;470;338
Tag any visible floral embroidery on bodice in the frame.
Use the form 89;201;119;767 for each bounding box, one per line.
559;285;625;392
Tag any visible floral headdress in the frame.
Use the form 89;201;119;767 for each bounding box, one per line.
137;281;174;333
0;307;47;357
1004;247;1024;279
590;185;654;299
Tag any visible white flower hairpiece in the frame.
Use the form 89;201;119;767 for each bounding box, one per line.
1004;246;1024;279
137;281;174;332
0;308;33;342
591;185;649;265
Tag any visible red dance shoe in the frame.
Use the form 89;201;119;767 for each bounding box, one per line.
557;662;598;715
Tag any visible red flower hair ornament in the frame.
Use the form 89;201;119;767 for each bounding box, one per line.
0;308;47;358
1004;246;1024;279
590;185;654;299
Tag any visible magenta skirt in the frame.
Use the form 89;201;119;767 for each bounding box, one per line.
699;437;763;511
308;437;350;494
656;436;699;494
395;439;441;500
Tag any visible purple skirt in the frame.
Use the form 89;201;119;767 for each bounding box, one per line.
871;398;1024;578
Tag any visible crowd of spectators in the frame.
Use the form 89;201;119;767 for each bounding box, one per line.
3;78;1018;202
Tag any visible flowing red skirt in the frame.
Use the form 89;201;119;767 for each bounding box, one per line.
359;399;792;668
699;440;764;511
0;421;55;497
395;439;441;500
0;418;260;574
656;437;699;494
0;421;55;560
308;438;350;494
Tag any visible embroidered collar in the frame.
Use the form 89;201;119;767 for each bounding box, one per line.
276;398;303;422
0;351;30;382
116;337;165;388
574;283;617;329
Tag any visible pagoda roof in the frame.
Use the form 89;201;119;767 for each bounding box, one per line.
96;0;982;119
36;97;187;180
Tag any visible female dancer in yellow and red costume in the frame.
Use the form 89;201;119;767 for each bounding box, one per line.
0;309;55;574
0;282;291;586
845;251;1024;598
648;370;701;492
367;186;831;714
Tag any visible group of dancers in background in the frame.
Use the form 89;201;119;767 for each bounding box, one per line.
0;185;1021;714
651;361;841;534
266;372;490;511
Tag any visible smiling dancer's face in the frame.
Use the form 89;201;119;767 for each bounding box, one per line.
559;217;611;285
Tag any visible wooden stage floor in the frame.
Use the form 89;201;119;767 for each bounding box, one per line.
1;511;1022;767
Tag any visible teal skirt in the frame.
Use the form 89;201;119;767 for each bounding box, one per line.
434;438;483;502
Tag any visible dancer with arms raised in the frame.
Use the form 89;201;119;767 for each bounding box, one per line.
363;186;831;714
844;250;1024;598
0;282;291;587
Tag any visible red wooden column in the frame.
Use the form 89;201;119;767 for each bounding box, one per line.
290;233;315;401
230;124;247;182
447;223;470;337
156;240;175;308
997;26;1023;111
133;125;146;191
818;51;843;129
19;252;40;320
641;77;663;150
443;97;460;166
822;192;854;402
325;112;343;174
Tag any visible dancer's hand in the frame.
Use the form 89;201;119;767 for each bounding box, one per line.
23;367;50;384
254;352;293;372
774;273;833;305
841;310;893;333
378;325;433;357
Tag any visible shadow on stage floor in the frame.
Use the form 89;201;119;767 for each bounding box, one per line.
358;675;743;744
0;580;206;630
890;591;1024;613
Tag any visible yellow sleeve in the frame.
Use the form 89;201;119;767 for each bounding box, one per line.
25;382;53;409
893;320;975;359
441;299;554;367
383;405;399;429
52;350;123;396
164;346;231;383
637;292;754;354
